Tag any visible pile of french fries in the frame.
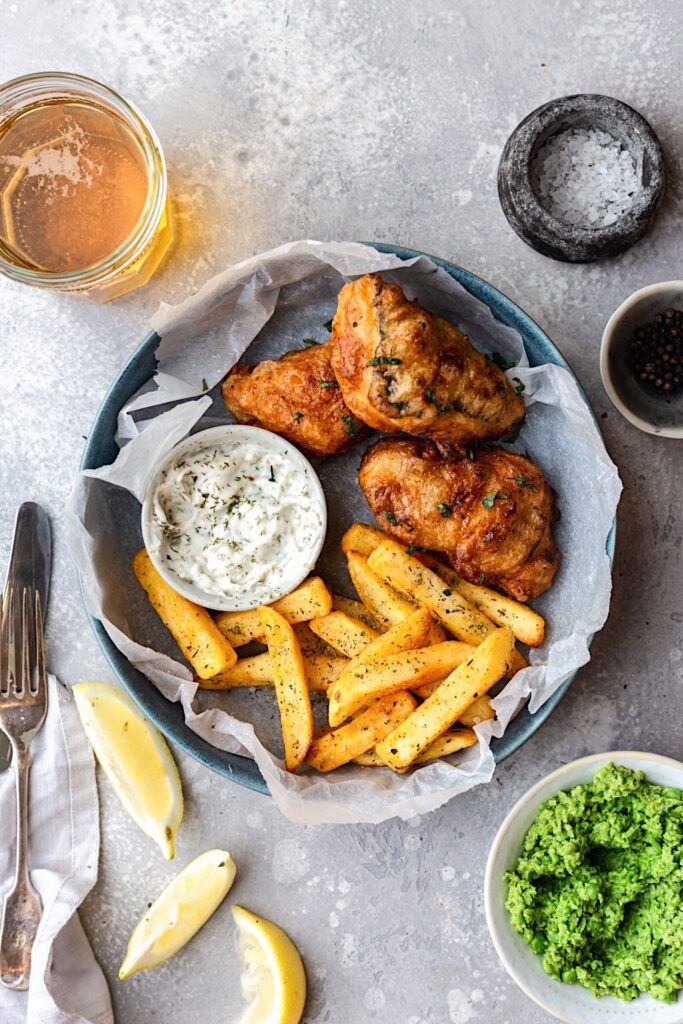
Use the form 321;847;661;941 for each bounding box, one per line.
132;522;545;774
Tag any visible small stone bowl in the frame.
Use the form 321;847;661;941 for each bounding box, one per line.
601;281;683;438
498;94;665;262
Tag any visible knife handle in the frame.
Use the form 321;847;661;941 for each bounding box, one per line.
0;742;42;990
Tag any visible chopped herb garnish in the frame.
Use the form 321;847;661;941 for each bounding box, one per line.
406;545;417;556
201;378;209;392
436;503;453;518
368;355;403;366
384;511;397;525
303;338;319;347
218;861;225;867
320;380;339;389
424;389;448;413
293;411;304;422
513;474;537;490
467;440;491;461
324;319;333;331
513;376;526;394
268;466;276;483
442;588;452;596
482;491;508;510
490;352;515;371
502;417;525;444
341;414;357;436
478;573;485;584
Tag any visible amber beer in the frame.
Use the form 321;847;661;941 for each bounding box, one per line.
0;73;172;300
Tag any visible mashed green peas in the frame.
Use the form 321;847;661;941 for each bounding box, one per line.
505;763;683;1002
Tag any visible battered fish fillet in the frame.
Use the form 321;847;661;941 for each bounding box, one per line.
330;273;525;445
221;343;366;458
358;438;559;602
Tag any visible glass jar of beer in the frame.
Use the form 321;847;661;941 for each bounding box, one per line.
0;72;172;300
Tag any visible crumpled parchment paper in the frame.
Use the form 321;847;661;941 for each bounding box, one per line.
65;240;621;824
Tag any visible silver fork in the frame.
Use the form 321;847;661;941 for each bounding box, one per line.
0;583;48;990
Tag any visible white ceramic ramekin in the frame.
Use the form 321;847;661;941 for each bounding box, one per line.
600;281;683;438
141;424;327;611
485;751;683;1024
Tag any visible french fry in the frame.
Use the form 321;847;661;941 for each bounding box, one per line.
347;550;416;622
200;652;272;687
328;641;474;725
458;694;495;727
507;648;527;675
217;622;333;655
431;564;544;647
301;653;348;693
343;524;542;649
331;594;381;631
375;626;515;770
341;522;387;558
198;651;346;693
353;749;385;767
412;728;478;764
292;622;335;657
354;728;478;770
259;607;313;772
427;621;448;644
309;611;380;658
366;541;527;674
367;540;494;645
414;657;521;699
354;727;478;769
345;606;432;662
413;673;492;709
346;551;446;645
412;688;502;714
306;691;417;772
327;608;434;725
133;548;237;679
412;679;442;700
215;577;332;647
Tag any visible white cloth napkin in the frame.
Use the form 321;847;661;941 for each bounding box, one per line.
0;675;113;1024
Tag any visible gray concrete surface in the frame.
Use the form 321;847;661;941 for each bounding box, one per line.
2;1;682;1021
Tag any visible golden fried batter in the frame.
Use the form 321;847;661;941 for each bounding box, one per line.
358;438;559;602
330;274;525;446
222;343;366;458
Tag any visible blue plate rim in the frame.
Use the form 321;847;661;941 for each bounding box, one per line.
79;241;617;799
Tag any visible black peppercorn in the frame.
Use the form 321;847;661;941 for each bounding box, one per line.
628;308;683;394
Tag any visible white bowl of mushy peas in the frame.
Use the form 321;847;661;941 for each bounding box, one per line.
485;751;683;1024
141;425;327;611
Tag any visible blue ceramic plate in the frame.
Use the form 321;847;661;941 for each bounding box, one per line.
80;243;616;796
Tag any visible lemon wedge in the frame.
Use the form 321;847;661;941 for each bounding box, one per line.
119;849;236;979
232;905;306;1024
72;682;183;860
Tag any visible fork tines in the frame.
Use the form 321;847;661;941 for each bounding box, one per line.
0;586;46;702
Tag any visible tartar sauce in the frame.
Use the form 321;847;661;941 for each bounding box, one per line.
148;436;325;606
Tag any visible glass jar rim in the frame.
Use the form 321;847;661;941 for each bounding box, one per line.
0;71;168;289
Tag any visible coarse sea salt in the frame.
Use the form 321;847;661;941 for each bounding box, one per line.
532;127;639;228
